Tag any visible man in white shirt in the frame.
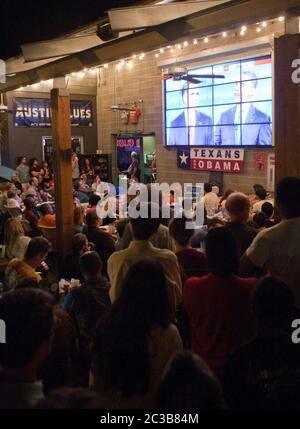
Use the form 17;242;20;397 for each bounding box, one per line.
202;183;220;215
108;202;182;315
240;177;300;307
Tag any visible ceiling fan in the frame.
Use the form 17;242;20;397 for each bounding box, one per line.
162;66;225;84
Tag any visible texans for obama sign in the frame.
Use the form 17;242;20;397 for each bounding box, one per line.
178;148;244;173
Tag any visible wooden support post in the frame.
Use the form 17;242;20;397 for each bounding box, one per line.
274;33;300;185
51;87;74;258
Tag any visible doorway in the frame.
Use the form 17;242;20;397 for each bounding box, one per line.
42;136;84;168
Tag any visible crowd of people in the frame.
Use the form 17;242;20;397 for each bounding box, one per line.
0;155;300;410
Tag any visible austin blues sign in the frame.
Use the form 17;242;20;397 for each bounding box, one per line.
13;97;93;127
178;148;244;173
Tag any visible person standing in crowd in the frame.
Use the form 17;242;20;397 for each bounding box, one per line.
225;192;257;257
4;218;31;259
60;233;89;281
82;210;115;277
169;215;207;279
4;237;50;291
201;183;220;215
224;276;300;409
108;202;182;314
0;288;54;409
63;251;111;382
240;176;300;308
90;260;182;409
120;151;140;182
16;156;30;190
6;190;21;208
156;351;226;409
72;152;80;181
29;158;43;178
183;228;256;381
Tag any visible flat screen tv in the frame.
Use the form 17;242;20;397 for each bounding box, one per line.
164;55;272;147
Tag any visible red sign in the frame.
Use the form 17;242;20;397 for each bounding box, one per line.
254;153;266;171
116;137;140;148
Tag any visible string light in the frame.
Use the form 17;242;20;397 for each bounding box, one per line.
278;16;284;22
177;44;182;49
256;27;261;33
84;68;88;72
132;54;137;59
193;39;198;45
126;61;133;69
262;21;267;27
71;72;76;77
204;37;209;43
160;48;164;53
241;25;247;32
170;48;175;53
155;53;159;58
183;41;188;47
222;32;227;37
104;64;108;69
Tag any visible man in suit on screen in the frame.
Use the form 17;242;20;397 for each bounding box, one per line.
215;71;272;146
167;82;213;146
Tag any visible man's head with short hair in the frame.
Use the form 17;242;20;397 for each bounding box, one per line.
253;212;266;229
71;233;89;255
225;192;250;223
89;194;101;207
255;186;267;201
206;227;239;277
39;204;52;216
253;276;294;330
85;210;100;228
24;197;35;210
0;288;54;370
130;202;161;240
261;201;274;219
24;237;51;268
79;251;103;281
276;176;300;219
7;190;16;199
204;183;212;194
169;216;194;246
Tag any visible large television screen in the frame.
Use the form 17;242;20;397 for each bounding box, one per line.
165;55;272;147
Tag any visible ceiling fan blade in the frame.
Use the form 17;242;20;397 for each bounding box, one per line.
182;76;202;84
188;74;225;79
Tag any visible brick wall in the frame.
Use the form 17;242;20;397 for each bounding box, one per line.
96;32;275;193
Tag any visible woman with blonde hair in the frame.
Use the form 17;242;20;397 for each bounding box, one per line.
74;205;85;233
4;218;31;259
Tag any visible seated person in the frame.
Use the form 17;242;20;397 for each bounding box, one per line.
169;215;207;279
85;194;101;214
74;181;89;204
37;204;56;228
4;218;31;259
82;210;115;277
252;212;267;230
79;174;90;193
60;233;89;281
261;201;275;228
4;237;51;291
252;186;272;214
73;206;85;233
224;276;300;409
0;288;54;408
10;174;23;193
23;197;40;233
6;190;21;208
